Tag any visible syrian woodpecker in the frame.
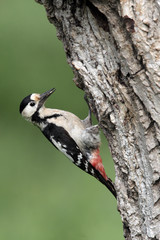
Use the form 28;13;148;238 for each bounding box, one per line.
19;88;117;198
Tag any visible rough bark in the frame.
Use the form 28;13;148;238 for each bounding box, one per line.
35;0;160;239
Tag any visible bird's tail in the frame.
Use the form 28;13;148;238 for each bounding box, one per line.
89;149;117;198
98;174;117;198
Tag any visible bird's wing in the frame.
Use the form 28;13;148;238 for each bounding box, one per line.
42;122;117;198
42;122;86;165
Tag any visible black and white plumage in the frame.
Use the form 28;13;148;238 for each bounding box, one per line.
19;88;116;198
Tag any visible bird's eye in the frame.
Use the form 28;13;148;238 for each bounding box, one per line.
30;102;35;107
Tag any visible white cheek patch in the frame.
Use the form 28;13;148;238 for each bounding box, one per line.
21;94;40;119
22;104;37;119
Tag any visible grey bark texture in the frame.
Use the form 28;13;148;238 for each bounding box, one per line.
35;0;160;239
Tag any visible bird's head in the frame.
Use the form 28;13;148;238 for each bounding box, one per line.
19;88;56;120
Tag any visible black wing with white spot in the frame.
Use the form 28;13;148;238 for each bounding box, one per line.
42;123;85;165
42;123;95;174
42;123;117;198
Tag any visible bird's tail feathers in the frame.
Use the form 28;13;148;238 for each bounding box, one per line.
88;149;117;198
100;175;117;198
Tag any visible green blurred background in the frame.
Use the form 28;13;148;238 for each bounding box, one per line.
0;1;123;239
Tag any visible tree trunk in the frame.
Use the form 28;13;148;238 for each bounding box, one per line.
35;0;160;239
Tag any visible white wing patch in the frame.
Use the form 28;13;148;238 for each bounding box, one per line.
78;153;83;160
39;122;47;131
91;169;95;175
51;137;74;162
75;153;83;166
85;161;88;172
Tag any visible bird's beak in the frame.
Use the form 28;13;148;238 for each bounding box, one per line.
38;88;56;108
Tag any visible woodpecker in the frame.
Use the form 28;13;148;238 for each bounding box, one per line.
19;88;117;198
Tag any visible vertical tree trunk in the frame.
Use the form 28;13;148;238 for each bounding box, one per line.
35;0;160;239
